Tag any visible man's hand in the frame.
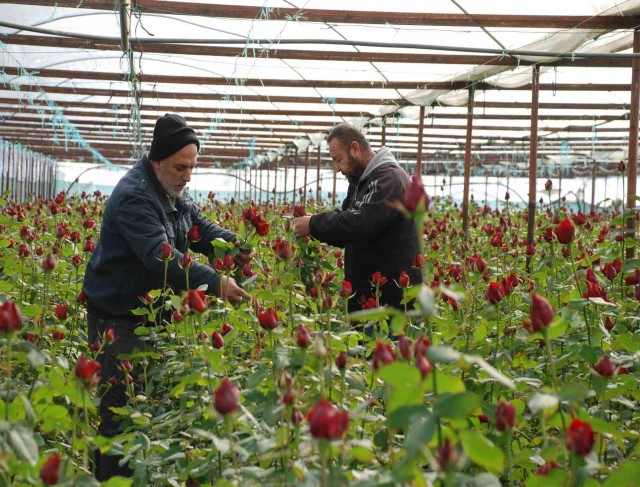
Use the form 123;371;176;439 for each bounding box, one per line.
233;247;256;266
219;275;251;304
293;216;312;238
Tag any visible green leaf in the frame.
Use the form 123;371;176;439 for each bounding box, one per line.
425;372;466;394
40;404;72;433
426;346;461;364
433;393;480;419
557;383;589;402
459;430;504;474
280;272;295;286
349;446;375;464
404;414;437;457
603;461;640;487
612;335;640;353
348;306;397;321
27;348;46;368
387;405;427;429
9;427;39;466
379;362;421;388
464;355;516;390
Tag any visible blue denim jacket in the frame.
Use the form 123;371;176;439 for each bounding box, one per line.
82;154;236;318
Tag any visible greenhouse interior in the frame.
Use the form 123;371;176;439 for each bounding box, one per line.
1;1;640;486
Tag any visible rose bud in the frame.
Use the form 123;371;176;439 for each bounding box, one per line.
213;378;239;415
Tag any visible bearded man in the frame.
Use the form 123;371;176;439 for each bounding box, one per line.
293;123;422;312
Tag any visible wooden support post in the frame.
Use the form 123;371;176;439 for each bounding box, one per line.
283;153;289;204
316;145;321;204
591;160;596;213
303;147;309;206
332;164;337;206
527;65;541;264
416;106;425;175
381;116;387;147
292;148;298;205
626;27;640;259
265;163;270;205
462;86;475;235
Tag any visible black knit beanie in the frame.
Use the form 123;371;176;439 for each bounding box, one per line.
148;113;200;161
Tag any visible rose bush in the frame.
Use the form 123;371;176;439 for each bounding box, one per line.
0;187;638;486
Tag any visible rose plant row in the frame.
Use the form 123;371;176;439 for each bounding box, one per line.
0;180;639;486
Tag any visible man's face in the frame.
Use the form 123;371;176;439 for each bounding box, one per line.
152;143;198;197
328;138;365;185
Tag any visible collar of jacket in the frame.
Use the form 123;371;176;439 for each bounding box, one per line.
142;154;178;213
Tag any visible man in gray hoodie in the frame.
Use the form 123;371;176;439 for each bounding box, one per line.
293;123;421;311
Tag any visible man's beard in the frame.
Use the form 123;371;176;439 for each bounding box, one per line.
345;155;365;185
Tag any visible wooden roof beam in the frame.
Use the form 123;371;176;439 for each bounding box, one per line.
6;1;640;29
3;34;636;67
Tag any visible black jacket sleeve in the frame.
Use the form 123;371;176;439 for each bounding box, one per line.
116;191;222;295
309;167;404;245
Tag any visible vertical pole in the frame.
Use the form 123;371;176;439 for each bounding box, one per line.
626;27;640;259
316;145;321;204
266;162;270;206
292;148;298;206
283;153;289;204
416;106;425;175
381;116;387;147
591;160;596;213
462;86;475;235
274;157;279;205
259;166;263;205
527;65;540;266
303;147;309;206
332;162;337;207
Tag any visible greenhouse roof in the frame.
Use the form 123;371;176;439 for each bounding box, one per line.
2;0;640;173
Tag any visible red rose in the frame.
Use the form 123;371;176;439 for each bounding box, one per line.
54;304;69;321
221;323;233;336
74;353;101;389
484;281;505;304
535;460;559;476
415;355;433;379
0;300;22;333
398;335;412;360
413;335;431;357
295;324;312;348
544;179;553;191
222;255;235;271
566;418;595;456
554;218;575;245
339;280;352;298
40;453;61;485
159;243;172;260
187;225;200;242
404;174;430;212
335;351;348;370
495;401;516;431
255;220;269;236
211;331;224;349
213;258;225;272
530;293;554;332
293;204;306;217
187;289;207;313
42;253;58;272
213;378;239;415
477;413;490;424
258;308;278;330
181;253;192;269
398;270;411;288
572;212;587;226
593;355;616;377
307;398;349;440
372;341;396;370
104;328;116;342
371;271;388;287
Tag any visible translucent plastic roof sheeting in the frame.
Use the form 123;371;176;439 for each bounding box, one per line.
1;0;640;170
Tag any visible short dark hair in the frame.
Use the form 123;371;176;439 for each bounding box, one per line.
327;123;370;152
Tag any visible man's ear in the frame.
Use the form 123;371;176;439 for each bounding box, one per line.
350;140;361;157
